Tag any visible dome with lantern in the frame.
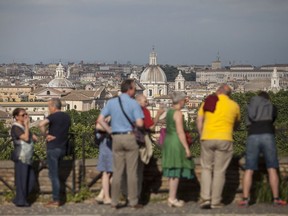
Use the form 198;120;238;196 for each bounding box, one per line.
140;48;168;99
48;62;74;89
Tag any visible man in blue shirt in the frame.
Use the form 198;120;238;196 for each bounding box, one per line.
97;79;144;209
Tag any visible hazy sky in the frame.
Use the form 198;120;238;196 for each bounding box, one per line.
1;0;288;66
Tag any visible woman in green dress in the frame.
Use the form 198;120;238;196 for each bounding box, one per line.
162;91;194;207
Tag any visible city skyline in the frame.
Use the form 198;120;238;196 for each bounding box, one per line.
0;0;288;66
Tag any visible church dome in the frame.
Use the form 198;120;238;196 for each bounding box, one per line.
140;49;167;83
140;66;167;83
48;78;74;88
48;62;74;88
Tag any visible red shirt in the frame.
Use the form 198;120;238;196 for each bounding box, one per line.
142;107;154;129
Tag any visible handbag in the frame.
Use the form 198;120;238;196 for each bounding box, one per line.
118;97;145;145
185;131;193;147
139;134;153;164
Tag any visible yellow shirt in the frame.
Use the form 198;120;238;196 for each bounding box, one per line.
198;94;240;141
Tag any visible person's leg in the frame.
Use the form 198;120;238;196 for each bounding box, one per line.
13;161;29;206
111;135;126;206
47;148;63;202
211;140;233;206
242;170;254;198
260;134;281;200
124;134;140;206
200;140;214;202
168;177;179;201
27;164;36;195
137;159;144;198
241;135;260;201
267;168;279;198
102;172;112;202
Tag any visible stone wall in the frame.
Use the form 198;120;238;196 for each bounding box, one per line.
1;157;288;202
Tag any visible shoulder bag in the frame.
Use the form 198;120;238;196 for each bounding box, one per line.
118;97;152;164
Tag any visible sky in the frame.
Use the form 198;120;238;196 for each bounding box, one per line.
0;0;288;66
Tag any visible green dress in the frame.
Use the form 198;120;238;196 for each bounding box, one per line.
162;109;194;179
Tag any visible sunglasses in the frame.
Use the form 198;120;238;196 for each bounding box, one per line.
19;113;28;117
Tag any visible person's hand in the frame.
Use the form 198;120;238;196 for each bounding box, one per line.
33;135;38;142
185;147;192;159
46;134;56;142
24;116;30;127
157;108;165;115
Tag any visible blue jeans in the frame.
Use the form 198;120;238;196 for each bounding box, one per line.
245;133;279;170
47;148;65;201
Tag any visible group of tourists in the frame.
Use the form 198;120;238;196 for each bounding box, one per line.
10;79;287;209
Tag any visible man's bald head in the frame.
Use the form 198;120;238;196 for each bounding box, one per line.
216;84;232;96
136;94;147;108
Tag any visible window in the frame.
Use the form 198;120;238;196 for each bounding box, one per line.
178;82;181;90
67;104;70;110
159;89;162;95
148;89;152;97
74;105;77;109
47;91;50;95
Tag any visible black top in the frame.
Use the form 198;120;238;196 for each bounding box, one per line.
247;105;277;135
47;112;71;150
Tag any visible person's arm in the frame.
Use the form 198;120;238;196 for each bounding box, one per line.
174;110;191;158
97;114;112;134
18;117;30;142
32;134;38;142
150;108;165;130
38;119;49;136
233;104;241;131
197;115;204;137
133;102;144;128
197;103;205;136
135;118;144;128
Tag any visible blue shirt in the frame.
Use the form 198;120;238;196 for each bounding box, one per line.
101;94;144;133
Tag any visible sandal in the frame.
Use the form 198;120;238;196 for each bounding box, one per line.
238;198;249;208
167;199;184;207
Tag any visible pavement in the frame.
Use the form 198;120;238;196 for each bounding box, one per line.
0;200;288;216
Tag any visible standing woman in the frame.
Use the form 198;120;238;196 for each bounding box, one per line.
162;92;194;207
11;108;38;207
95;117;113;205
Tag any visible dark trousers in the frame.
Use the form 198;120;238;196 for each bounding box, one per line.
13;161;35;206
47;148;65;201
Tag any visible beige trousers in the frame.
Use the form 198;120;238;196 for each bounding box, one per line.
200;140;233;205
111;134;139;206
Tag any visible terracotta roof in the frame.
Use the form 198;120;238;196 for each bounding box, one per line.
0;85;33;89
61;92;92;101
32;87;64;95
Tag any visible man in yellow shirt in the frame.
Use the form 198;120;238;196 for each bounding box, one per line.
197;84;240;209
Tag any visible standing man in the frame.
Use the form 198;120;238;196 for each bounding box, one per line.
197;84;240;209
39;98;71;207
97;79;144;209
238;91;286;207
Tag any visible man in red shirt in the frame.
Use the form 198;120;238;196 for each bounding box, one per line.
135;94;164;200
136;94;164;130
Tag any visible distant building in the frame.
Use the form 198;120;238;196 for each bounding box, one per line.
48;62;74;93
268;67;281;93
0;86;34;102
140;48;168;99
175;71;185;91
